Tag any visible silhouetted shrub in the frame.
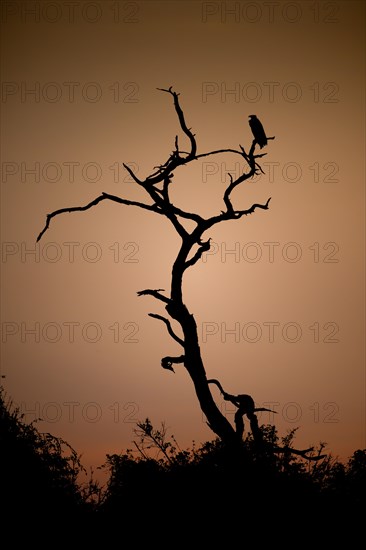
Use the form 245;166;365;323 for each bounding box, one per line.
1;394;365;535
98;419;366;533
0;387;88;519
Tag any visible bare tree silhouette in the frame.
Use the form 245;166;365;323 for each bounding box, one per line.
37;87;321;459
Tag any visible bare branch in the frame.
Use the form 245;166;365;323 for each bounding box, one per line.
135;87;198;187
123;89;268;238
152;190;196;239
223;174;235;213
122;163;143;185
168;205;204;225
157;87;197;159
254;407;278;414
233;197;271;218
207;379;225;395
161;355;185;373
197;198;272;236
208;379;277;413
255;163;266;175
274;446;326;461
193;140;272;217
133;440;149;460
148;313;184;346
195;144;266;166
239;144;249;162
36;192;159;243
134;419;174;463
128;175;191;240
238;144;266;174
162;175;170;200
132;166;204;229
184;239;211;270
222;140;258;211
194;148;246;161
137;289;170;304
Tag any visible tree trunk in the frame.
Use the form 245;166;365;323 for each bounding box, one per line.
167;240;238;446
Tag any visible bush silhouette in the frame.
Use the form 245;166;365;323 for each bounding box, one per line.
0;387;88;519
1;388;365;535
99;419;366;531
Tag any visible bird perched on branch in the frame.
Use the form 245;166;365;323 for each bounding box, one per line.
248;115;268;148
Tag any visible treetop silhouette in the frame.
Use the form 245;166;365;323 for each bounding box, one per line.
37;86;322;460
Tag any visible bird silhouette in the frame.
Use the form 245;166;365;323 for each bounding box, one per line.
248;115;268;148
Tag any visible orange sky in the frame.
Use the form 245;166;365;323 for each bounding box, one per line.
1;0;365;478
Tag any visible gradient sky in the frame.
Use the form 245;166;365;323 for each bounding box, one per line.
1;0;365;479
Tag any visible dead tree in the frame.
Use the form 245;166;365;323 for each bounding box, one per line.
37;87;322;459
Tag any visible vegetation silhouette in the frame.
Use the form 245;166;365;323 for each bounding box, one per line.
1;391;365;532
0;387;98;520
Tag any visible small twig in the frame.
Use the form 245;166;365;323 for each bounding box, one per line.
148;313;184;346
137;289;170;304
157;87;197;159
122;163;143;185
133;440;149;459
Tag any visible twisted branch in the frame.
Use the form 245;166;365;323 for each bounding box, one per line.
233;197;272;218
161;355;185;373
37;192;159;243
207;379;324;460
